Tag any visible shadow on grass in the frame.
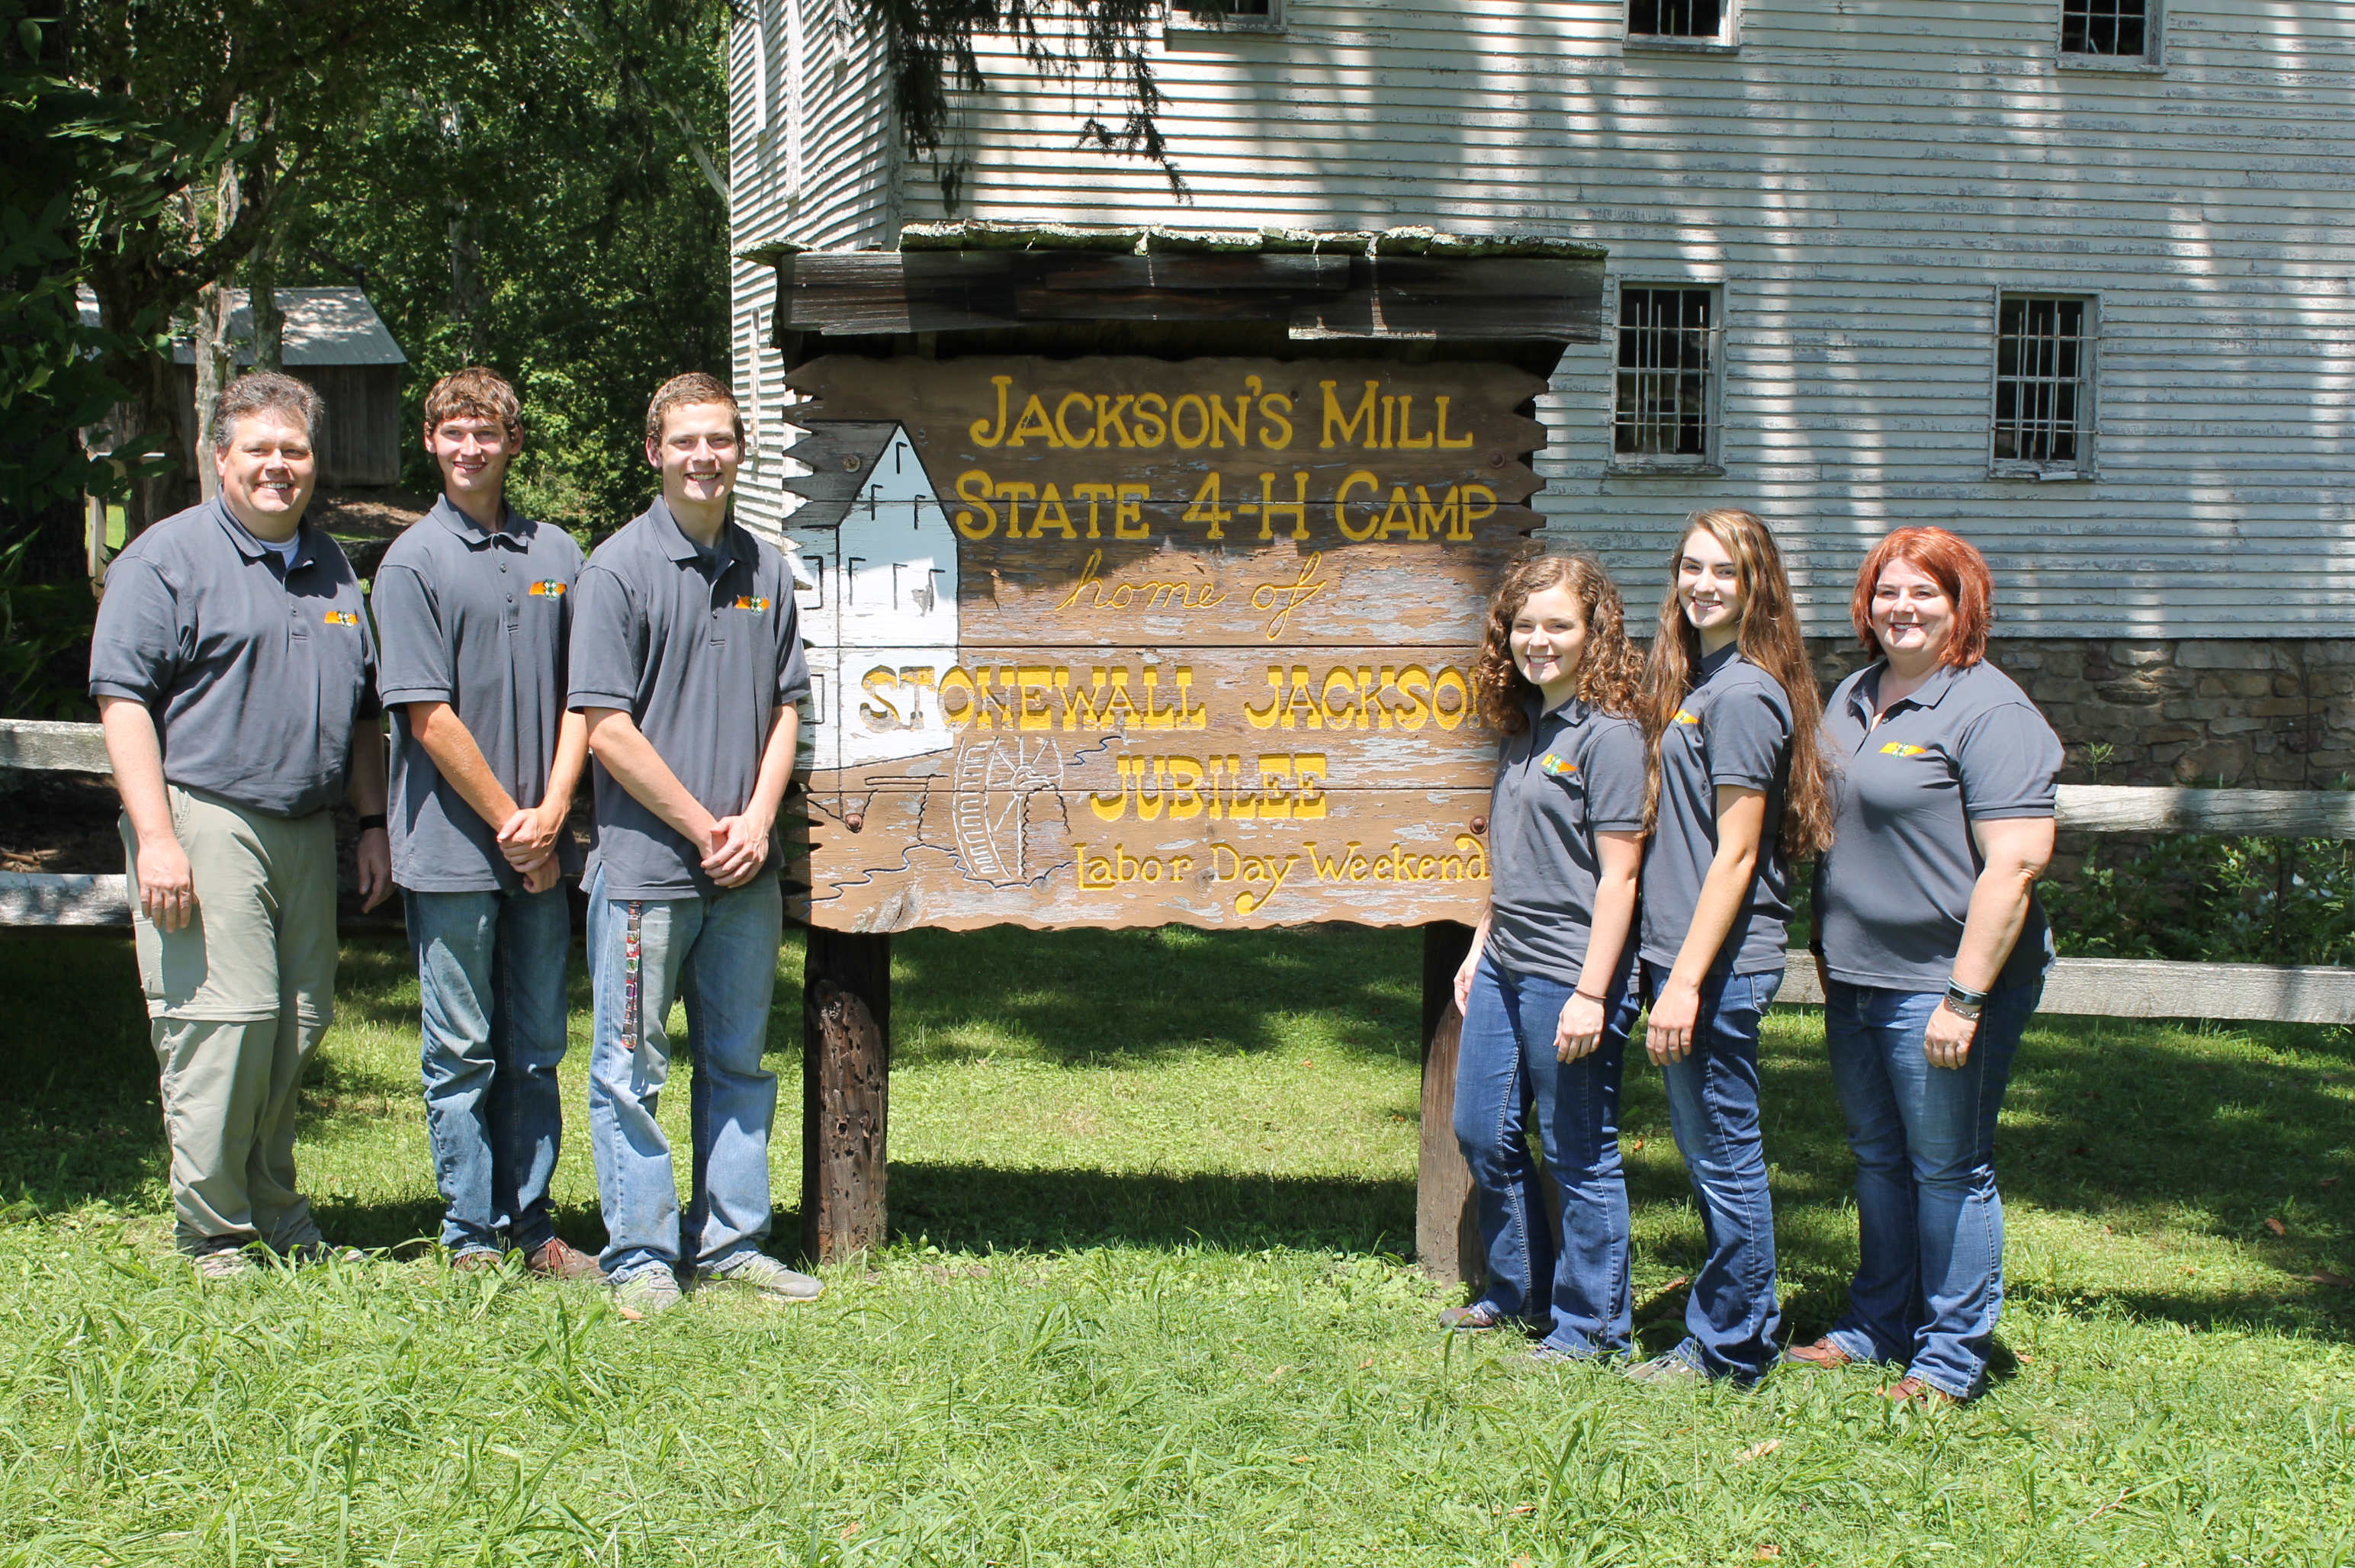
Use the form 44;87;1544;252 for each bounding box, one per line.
885;1160;1416;1256
3;930;2347;1344
888;924;1425;1068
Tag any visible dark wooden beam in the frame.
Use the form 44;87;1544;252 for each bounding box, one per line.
802;927;892;1263
1417;921;1480;1285
771;251;1605;343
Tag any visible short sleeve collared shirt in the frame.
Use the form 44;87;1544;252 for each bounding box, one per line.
1638;644;1794;978
567;499;810;901
374;496;586;892
1485;696;1649;983
89;496;377;818
1816;658;2063;992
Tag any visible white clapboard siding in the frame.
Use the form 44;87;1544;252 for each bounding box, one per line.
729;0;2355;634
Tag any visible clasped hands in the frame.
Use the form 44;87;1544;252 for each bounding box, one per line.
493;801;570;894
696;809;773;888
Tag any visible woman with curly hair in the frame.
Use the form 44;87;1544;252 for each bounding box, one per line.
1629;508;1836;1386
1444;552;1650;1362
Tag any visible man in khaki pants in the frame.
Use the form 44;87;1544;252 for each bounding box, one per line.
90;371;393;1279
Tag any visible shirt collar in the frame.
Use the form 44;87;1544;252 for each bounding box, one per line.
1697;641;1742;682
648;495;732;569
210;493;316;567
426;493;523;548
1853;659;1965;721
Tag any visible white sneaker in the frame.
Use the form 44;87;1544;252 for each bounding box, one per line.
609;1266;684;1319
696;1252;824;1303
192;1249;254;1283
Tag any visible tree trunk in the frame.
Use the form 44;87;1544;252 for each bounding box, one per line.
190;153;243;504
191;281;236;503
250;239;284;374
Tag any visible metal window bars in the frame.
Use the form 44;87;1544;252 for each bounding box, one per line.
2061;0;2147;57
1994;297;2090;468
1628;0;1723;38
1613;286;1714;461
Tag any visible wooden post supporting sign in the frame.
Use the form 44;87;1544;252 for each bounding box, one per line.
1417;921;1480;1284
802;927;891;1262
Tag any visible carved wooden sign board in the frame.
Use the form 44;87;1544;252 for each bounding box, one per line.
779;354;1544;933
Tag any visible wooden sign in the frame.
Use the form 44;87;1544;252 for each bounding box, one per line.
779;355;1545;932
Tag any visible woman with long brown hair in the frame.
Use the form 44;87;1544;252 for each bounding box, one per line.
1443;554;1650;1361
1627;509;1835;1386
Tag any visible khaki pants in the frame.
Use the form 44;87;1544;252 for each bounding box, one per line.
124;788;337;1255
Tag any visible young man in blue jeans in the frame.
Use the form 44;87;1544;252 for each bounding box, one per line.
567;372;817;1316
374;367;600;1280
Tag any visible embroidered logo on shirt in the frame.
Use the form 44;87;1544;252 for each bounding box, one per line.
1539;753;1579;779
322;610;359;626
732;596;772;613
527;580;567;597
1878;741;1928;757
1672;708;1700;725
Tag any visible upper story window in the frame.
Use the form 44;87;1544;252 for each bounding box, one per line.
1171;0;1283;33
1612;284;1720;473
2061;0;2160;65
1627;0;1736;47
1991;295;2096;478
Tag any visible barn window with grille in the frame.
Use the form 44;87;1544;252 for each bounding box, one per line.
2061;0;2157;63
1627;0;1734;45
1991;295;2096;476
1611;285;1719;471
1171;0;1282;33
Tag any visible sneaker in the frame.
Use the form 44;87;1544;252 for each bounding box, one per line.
450;1248;506;1274
696;1252;824;1303
279;1242;368;1266
609;1266;684;1319
1782;1336;1856;1370
526;1237;605;1282
1439;1301;1513;1332
1624;1351;1704;1386
192;1248;255;1282
1525;1342;1615;1369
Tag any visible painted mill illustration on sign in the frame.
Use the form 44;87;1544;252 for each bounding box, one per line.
777;354;1547;933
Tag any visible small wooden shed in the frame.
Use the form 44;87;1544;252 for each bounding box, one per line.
172;288;408;487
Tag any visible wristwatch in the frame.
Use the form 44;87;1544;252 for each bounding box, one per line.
357;813;388;833
1942;979;1987;1021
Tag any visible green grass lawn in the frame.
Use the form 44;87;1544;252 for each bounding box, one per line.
2;924;2351;1566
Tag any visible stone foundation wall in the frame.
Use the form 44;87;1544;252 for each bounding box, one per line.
1804;638;2355;790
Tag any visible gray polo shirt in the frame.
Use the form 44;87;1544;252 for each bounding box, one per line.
1815;658;2062;992
568;498;809;901
89;496;377;818
1486;696;1649;983
1638;644;1794;978
374;496;586;892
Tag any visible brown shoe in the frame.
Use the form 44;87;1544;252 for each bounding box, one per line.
1882;1377;1959;1409
1782;1336;1855;1370
528;1238;605;1281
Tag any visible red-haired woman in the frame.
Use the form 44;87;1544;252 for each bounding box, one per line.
1787;527;2060;1406
1446;554;1649;1361
1632;509;1836;1385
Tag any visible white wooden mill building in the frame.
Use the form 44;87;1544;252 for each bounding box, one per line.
724;1;2355;788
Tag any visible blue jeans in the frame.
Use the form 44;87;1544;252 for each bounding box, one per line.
1822;976;2041;1399
406;885;573;1255
1647;962;1785;1382
1455;954;1641;1358
585;866;783;1280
